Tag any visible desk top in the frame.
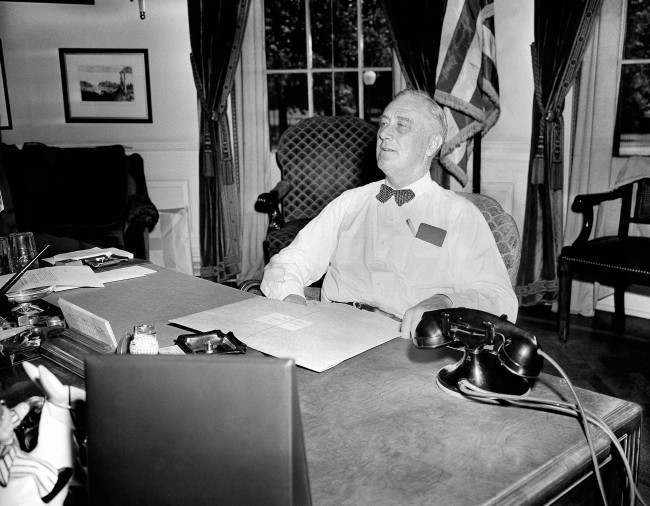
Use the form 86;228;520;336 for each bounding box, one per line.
36;266;641;505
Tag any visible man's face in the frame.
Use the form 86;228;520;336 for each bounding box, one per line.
376;95;441;188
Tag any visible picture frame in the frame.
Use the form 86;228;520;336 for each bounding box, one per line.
59;48;152;123
0;39;12;130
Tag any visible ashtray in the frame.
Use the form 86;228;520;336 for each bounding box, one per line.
175;329;246;355
6;285;55;304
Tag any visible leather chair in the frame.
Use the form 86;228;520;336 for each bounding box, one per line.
558;177;650;342
242;192;521;304
255;116;381;263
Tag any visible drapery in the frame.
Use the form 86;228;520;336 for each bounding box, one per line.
187;0;251;281
381;0;500;186
516;0;603;305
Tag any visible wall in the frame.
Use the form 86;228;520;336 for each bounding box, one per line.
0;0;200;271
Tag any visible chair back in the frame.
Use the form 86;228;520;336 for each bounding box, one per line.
458;192;521;285
619;178;650;237
276;116;380;221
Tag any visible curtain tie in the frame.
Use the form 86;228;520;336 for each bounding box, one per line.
376;184;415;206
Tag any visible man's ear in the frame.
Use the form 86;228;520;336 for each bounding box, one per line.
425;133;443;158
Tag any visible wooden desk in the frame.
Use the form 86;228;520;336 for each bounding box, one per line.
5;265;642;505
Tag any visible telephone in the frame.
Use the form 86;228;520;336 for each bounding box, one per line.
412;307;543;396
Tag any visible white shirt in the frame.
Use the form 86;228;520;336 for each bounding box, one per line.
261;174;518;322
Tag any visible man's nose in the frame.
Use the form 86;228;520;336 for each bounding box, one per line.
378;125;392;140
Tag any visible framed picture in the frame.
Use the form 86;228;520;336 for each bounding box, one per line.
59;48;152;123
0;39;12;130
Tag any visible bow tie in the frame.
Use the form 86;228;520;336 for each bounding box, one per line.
375;184;415;206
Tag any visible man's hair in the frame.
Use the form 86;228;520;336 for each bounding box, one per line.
393;89;448;142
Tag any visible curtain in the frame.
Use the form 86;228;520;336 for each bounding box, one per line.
381;0;500;187
237;0;273;281
187;0;251;281
516;0;603;305
565;0;632;315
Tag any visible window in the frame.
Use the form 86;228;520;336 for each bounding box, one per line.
614;0;650;155
264;0;393;148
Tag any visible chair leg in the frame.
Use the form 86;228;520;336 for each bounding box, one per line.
557;260;571;342
613;284;626;334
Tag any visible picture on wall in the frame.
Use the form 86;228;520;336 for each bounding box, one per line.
59;48;152;123
0;39;12;130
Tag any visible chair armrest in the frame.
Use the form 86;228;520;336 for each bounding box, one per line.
570;188;624;246
239;279;264;296
254;181;292;231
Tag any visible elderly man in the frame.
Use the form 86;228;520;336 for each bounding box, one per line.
261;89;518;339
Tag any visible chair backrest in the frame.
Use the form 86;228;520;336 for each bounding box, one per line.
277;116;380;221
619;177;650;236
457;192;521;285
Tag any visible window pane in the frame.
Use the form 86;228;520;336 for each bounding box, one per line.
313;72;333;116
363;70;392;124
267;73;308;148
363;0;392;67
333;0;358;68
334;72;358;115
623;0;650;59
310;0;333;68
615;63;650;153
265;0;306;69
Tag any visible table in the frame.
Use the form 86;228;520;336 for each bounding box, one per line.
2;265;643;505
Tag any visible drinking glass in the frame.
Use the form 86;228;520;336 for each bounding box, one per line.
9;232;38;272
0;236;12;274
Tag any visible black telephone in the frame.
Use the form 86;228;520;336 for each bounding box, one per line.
413;307;543;396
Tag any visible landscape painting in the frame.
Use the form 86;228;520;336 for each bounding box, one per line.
59;48;152;123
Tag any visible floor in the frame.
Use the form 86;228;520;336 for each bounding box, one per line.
517;305;650;501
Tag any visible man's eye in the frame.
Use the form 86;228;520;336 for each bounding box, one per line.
397;122;410;131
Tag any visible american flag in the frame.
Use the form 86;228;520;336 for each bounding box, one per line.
435;0;500;186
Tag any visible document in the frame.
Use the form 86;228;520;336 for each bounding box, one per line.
95;265;156;284
58;298;117;350
170;297;401;373
42;247;134;265
0;266;104;294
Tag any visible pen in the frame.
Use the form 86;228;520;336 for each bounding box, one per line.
406;218;417;236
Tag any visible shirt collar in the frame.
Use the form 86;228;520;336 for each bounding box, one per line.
384;173;438;197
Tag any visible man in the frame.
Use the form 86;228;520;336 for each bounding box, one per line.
261;89;518;339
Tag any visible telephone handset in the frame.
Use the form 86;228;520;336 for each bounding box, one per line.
413;307;543;396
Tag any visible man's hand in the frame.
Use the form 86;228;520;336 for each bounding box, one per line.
283;294;307;305
401;294;453;340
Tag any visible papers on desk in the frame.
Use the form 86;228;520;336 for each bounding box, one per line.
170;297;401;373
95;265;156;284
0;266;104;294
42;247;134;266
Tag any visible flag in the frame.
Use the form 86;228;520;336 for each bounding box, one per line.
435;0;500;186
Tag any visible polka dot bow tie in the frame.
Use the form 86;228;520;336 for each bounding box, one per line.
375;184;415;206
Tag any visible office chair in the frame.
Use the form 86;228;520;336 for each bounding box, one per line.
255;116;380;263
558;177;650;342
242;192;521;299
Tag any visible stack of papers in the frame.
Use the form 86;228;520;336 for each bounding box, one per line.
42;247;134;266
170;297;401;373
0;266;104;293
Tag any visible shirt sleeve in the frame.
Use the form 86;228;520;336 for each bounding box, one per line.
260;190;352;301
443;203;519;322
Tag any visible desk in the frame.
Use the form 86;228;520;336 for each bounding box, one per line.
4;265;643;505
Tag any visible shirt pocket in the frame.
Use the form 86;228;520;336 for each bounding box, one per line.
403;236;450;287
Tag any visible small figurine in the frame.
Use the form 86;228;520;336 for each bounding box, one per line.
0;362;85;506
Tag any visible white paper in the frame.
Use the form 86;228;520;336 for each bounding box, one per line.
42;247;134;265
170;297;401;373
0;266;104;294
58;298;117;349
95;265;156;284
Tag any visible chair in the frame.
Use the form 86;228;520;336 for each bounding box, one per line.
242;192;521;301
557;177;650;342
255;116;380;262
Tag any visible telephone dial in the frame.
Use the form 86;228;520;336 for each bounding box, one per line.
413;307;543;396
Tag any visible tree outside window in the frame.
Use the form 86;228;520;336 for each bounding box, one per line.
265;0;393;149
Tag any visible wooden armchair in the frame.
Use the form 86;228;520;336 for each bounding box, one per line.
558;177;650;342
